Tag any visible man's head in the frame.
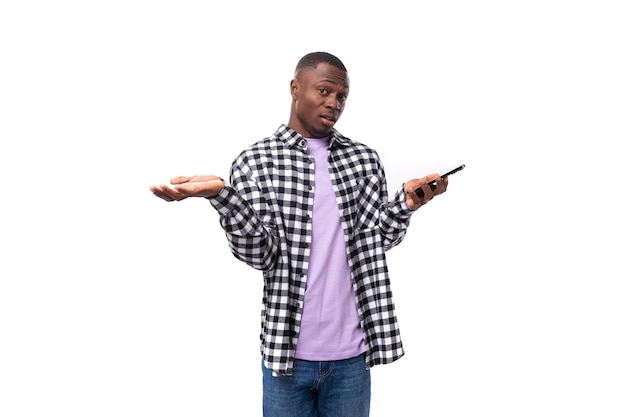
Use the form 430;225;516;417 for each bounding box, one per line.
288;52;350;138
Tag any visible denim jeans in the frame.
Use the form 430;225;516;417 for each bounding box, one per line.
262;353;371;417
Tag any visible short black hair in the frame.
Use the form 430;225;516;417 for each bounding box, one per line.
295;52;347;73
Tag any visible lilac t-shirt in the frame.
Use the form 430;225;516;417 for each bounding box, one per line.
294;137;366;361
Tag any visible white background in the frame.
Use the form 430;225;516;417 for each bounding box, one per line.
1;1;625;416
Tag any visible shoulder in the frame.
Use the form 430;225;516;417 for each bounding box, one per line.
332;130;380;157
230;127;291;168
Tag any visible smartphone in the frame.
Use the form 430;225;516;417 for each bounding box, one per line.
439;163;465;179
415;163;465;198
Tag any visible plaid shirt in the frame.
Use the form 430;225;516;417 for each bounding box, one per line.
209;124;413;376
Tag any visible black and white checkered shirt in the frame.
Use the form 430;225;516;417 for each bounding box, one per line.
209;124;413;376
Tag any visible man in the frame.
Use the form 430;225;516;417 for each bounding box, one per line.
150;51;448;417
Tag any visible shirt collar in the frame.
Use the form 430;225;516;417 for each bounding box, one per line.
275;124;350;150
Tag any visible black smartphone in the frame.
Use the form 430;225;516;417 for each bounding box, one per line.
439;163;465;179
415;163;465;198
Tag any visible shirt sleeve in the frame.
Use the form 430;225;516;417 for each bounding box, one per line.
207;185;278;271
377;170;415;252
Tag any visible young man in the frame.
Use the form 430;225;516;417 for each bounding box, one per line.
150;52;448;417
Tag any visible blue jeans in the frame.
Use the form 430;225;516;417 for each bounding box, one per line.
262;353;371;417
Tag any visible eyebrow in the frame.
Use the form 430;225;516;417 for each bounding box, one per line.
317;79;349;89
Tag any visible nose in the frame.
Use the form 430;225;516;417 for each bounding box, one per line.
326;95;342;111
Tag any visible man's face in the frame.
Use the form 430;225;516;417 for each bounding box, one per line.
289;62;350;138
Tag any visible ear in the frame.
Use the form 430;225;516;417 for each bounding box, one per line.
290;79;298;99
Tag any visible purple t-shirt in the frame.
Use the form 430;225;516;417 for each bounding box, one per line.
294;137;366;361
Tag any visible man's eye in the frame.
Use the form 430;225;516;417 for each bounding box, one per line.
319;88;328;94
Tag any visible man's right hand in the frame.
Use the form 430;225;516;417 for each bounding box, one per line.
149;175;225;202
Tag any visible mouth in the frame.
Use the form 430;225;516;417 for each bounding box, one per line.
320;113;336;127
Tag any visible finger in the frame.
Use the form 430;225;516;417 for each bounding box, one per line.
150;187;176;202
154;184;188;201
426;174;443;192
405;186;427;211
171;175;222;185
170;176;191;185
413;184;436;204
